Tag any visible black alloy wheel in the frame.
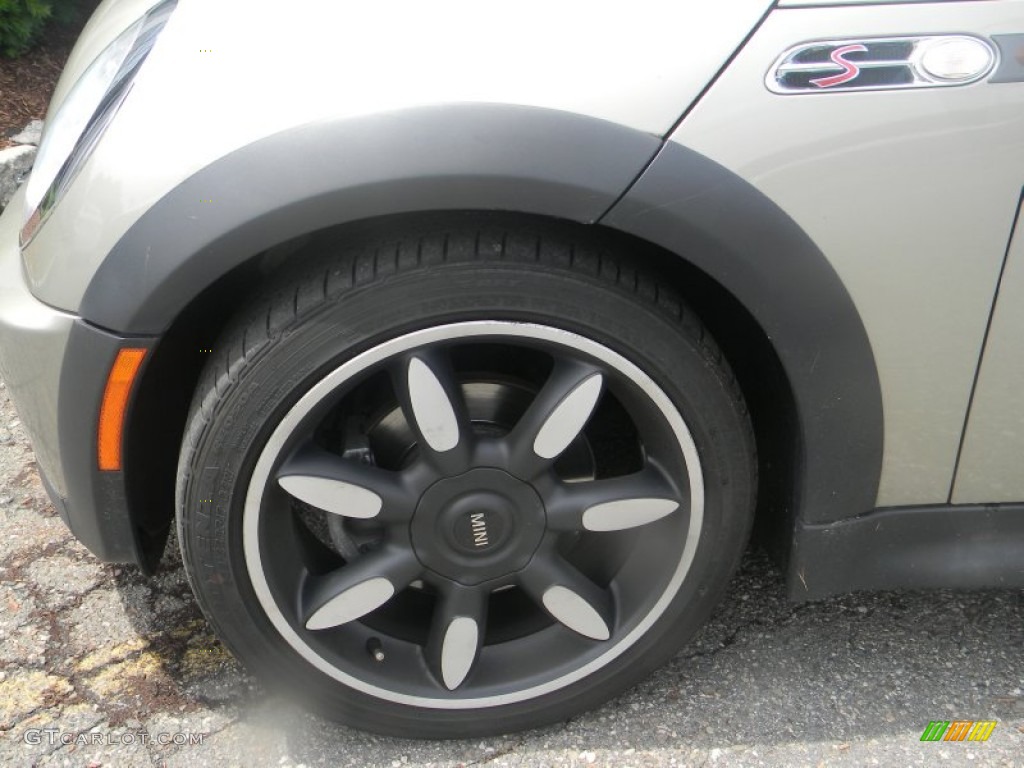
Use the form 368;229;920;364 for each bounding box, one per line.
177;223;756;736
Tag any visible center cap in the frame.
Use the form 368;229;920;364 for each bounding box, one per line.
410;468;546;586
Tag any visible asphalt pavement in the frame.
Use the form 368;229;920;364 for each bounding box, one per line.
1;379;1021;767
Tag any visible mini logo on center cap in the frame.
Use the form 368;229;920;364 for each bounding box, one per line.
470;512;489;548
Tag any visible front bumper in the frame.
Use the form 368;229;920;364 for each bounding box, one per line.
0;187;154;565
0;188;75;499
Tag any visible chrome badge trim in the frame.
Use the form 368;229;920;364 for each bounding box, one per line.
767;36;997;94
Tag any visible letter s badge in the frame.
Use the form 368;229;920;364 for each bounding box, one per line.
810;44;868;88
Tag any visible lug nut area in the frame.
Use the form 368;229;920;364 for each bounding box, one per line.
410;468;546;586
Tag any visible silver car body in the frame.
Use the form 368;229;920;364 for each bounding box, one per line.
0;0;1022;595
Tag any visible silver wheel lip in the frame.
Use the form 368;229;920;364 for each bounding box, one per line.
243;320;705;709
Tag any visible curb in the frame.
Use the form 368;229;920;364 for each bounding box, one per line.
0;120;43;215
0;145;37;213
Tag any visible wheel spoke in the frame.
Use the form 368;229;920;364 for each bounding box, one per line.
277;446;416;522
519;554;612;641
532;366;603;460
424;585;488;690
392;351;472;471
507;359;604;476
407;356;461;452
546;466;684;532
302;546;422;630
584;497;678;531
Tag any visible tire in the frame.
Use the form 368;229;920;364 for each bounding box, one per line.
176;221;756;737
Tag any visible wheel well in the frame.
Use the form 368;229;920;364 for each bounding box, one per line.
124;212;799;570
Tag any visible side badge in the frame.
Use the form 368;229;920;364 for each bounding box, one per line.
768;36;997;94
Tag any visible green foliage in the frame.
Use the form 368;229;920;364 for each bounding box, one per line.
0;0;53;58
0;0;89;58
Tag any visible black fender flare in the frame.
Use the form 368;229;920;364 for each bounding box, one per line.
79;105;662;332
602;141;883;527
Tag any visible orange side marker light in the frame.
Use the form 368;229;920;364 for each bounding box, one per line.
97;348;147;471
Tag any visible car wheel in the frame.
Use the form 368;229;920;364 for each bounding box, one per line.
176;223;756;737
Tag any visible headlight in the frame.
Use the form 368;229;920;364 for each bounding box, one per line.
20;0;177;246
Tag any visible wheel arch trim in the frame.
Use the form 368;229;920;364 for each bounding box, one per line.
601;140;884;527
78;104;663;333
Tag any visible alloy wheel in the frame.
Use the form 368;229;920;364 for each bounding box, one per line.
242;321;705;707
